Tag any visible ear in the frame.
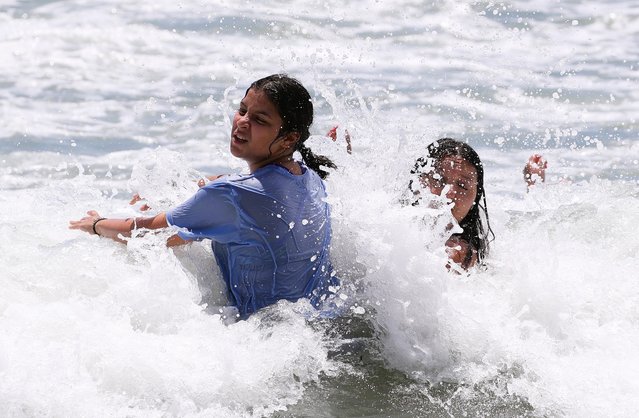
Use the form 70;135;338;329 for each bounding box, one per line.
281;132;300;149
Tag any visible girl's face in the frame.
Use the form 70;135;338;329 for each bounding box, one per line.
230;88;287;172
420;155;478;222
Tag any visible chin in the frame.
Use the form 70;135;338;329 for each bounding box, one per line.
229;142;241;158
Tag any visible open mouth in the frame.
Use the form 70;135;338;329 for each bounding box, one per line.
232;133;248;144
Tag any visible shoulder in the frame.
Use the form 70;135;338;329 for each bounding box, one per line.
254;164;314;189
300;163;327;189
202;172;264;194
201;168;293;203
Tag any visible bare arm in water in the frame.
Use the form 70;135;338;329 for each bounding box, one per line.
69;210;188;247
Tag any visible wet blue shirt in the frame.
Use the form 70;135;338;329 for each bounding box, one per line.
166;163;338;317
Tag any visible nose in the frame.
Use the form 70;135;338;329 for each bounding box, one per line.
446;187;462;202
235;112;249;128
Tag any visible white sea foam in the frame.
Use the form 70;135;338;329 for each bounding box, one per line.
326;131;639;417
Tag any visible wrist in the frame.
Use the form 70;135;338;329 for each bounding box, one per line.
92;218;107;235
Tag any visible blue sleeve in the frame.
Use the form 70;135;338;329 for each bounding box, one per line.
166;184;240;243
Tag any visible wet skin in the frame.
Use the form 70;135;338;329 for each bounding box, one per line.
419;155;479;269
230;88;300;174
419;155;478;223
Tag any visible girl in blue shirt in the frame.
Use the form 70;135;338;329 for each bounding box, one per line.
70;74;339;317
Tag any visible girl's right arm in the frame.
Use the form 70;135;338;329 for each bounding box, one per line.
69;210;188;247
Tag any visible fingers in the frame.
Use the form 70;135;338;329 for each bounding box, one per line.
344;129;352;154
68;222;88;230
327;126;338;141
130;193;142;205
327;125;353;153
130;193;152;210
528;154;548;168
524;155;547;188
68;217;90;231
69;211;100;232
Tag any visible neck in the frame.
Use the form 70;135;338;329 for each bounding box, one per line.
249;153;300;174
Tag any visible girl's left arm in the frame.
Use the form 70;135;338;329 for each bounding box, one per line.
69;210;188;246
445;235;478;271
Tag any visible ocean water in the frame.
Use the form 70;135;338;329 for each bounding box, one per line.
1;0;638;417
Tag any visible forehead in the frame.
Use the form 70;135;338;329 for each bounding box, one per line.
437;156;478;180
242;89;280;116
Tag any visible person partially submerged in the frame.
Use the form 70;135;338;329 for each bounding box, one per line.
70;74;339;317
408;138;495;270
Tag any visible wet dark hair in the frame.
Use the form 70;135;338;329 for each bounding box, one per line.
410;138;495;267
247;74;336;179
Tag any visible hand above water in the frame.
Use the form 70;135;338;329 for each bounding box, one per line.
524;154;548;188
68;210;103;235
327;125;352;154
129;193;151;211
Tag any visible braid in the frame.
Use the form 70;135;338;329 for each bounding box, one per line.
297;141;336;179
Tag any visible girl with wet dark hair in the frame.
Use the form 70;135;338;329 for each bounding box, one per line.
248;74;337;179
70;74;339;317
409;138;495;270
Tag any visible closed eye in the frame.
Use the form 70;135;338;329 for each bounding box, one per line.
420;173;443;188
237;108;270;125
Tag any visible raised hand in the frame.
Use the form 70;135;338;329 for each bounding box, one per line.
524;154;547;187
129;193;151;211
327;125;352;154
